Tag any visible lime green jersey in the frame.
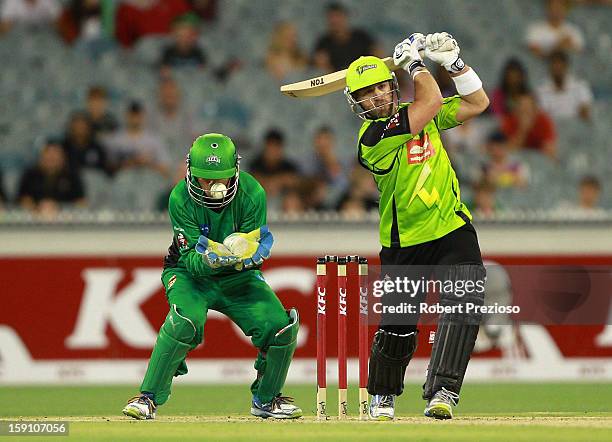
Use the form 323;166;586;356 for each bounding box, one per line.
357;96;471;248
163;171;266;277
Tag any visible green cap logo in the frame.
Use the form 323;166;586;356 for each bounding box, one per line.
206;155;221;164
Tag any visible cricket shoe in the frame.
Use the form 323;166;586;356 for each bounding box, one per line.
424;388;459;420
250;394;302;419
122;394;156;420
369;394;395;420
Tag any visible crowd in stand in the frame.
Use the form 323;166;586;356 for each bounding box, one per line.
0;0;607;218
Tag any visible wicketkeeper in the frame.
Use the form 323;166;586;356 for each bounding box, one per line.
343;33;490;419
122;133;302;420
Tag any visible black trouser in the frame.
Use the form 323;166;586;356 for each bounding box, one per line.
378;222;483;334
368;221;485;399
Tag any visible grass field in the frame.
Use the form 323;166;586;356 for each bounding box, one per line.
1;383;611;441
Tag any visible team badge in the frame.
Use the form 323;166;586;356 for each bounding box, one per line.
206;155;221;164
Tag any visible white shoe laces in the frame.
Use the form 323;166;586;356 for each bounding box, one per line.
435;388;459;406
377;395;394;407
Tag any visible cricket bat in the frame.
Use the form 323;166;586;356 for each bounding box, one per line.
280;57;398;98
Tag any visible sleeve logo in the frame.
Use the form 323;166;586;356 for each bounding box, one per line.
177;232;188;250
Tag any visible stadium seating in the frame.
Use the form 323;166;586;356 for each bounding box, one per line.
0;0;609;212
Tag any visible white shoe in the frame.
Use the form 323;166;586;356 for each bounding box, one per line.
251;394;302;419
122;394;156;420
369;394;395;420
424;388;459;420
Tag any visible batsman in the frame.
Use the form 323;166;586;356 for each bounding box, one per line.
343;33;490;419
122;133;302;420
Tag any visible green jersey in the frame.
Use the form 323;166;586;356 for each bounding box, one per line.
163;171;266;277
357;96;471;248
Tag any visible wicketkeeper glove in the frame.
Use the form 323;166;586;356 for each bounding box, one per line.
240;225;274;270
393;33;427;77
195;235;240;269
424;32;465;74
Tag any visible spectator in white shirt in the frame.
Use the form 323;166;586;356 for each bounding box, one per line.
104;101;171;178
526;0;585;57
0;0;60;33
536;50;593;121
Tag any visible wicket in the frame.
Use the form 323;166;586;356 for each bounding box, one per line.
316;255;369;420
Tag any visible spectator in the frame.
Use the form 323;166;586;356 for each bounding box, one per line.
482;131;529;189
104;101;171;177
337;164;378;215
83;86;119;139
526;0;584;57
490;58;530;116
281;188;305;215
577;176;603;210
312;2;379;71
147;76;195;163
17;140;85;214
442;119;488;155
501;93;558;160
56;0;113;55
556;175;605;215
305;126;348;209
115;0;191;48
0;0;60;34
249;129;301;201
159;13;206;69
265;21;307;81
470;180;497;217
536;50;593;121
62;111;111;175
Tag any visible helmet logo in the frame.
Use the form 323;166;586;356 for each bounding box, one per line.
206;155;221;164
211;143;219;149
356;64;377;75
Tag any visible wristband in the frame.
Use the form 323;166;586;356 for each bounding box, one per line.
406;59;426;76
411;67;428;80
445;56;465;74
451;68;482;96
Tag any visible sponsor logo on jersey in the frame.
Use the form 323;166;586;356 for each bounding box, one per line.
357;63;377;75
206;155;221;164
385;113;400;130
406;133;434;164
177;232;188;250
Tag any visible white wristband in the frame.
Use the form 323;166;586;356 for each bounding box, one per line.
451;68;482;96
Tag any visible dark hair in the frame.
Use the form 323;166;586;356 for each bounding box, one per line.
127;100;144;113
316;125;334;135
327;2;347;13
549;50;569;65
88;86;108;99
264;128;285;144
487;130;507;144
500;57;529;95
580;175;601;189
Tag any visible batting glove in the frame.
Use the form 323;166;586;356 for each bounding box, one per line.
195;235;240;269
393;33;426;77
424;32;465;74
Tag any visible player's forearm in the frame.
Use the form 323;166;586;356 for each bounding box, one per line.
409;71;443;134
451;66;489;122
